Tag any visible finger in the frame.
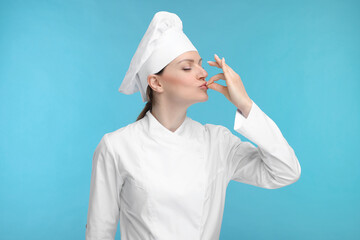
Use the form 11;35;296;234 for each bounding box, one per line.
214;54;223;68
222;58;237;76
223;57;229;71
221;57;232;83
209;82;227;94
207;82;231;100
206;73;225;86
207;61;221;68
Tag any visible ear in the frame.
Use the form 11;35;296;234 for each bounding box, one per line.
147;75;163;93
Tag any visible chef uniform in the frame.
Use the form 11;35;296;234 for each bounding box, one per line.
85;11;301;240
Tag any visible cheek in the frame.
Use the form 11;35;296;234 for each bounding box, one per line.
163;72;202;99
166;75;194;91
173;81;202;100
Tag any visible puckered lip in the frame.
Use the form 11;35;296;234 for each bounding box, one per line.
199;82;207;87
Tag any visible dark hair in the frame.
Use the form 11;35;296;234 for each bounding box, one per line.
136;66;166;121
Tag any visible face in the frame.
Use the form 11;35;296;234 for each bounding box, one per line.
152;51;209;105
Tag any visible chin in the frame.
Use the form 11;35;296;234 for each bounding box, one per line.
196;93;209;102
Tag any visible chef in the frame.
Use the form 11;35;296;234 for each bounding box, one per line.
85;10;301;240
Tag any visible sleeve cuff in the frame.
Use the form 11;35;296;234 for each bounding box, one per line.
233;99;278;151
233;99;289;155
234;99;258;132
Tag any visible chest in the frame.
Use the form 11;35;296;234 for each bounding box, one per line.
120;136;210;218
136;138;206;198
118;131;228;224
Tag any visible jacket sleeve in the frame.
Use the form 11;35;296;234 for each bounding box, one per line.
85;134;124;240
225;100;301;189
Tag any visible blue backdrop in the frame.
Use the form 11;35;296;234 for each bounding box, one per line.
1;0;359;239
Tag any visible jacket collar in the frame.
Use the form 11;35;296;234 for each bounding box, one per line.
142;109;202;143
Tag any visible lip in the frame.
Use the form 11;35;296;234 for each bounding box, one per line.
199;82;208;88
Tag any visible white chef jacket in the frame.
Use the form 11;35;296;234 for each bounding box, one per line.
85;99;301;240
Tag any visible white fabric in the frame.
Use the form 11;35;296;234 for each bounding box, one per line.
118;11;197;102
85;100;301;240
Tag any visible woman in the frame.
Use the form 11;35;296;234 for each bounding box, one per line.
85;11;301;240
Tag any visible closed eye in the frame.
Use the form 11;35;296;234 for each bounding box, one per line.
183;66;205;71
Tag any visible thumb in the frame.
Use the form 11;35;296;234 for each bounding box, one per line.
207;82;224;93
207;82;230;101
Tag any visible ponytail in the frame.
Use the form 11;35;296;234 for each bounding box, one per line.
136;85;153;121
136;66;166;121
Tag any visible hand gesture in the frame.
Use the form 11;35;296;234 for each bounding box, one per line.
207;54;253;117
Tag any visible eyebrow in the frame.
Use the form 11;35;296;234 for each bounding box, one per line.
177;58;203;64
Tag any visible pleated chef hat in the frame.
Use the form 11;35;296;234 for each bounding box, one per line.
118;11;198;102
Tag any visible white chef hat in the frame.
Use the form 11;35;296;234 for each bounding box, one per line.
118;11;198;102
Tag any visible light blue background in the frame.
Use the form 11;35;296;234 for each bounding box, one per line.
1;0;359;239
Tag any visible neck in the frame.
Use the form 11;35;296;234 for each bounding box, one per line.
150;100;189;133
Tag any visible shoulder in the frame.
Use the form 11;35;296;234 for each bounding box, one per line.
186;117;234;142
204;122;242;146
204;122;232;136
101;118;146;148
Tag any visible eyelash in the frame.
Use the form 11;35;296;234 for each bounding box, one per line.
183;66;204;71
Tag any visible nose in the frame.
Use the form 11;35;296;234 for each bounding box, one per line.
197;66;208;79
